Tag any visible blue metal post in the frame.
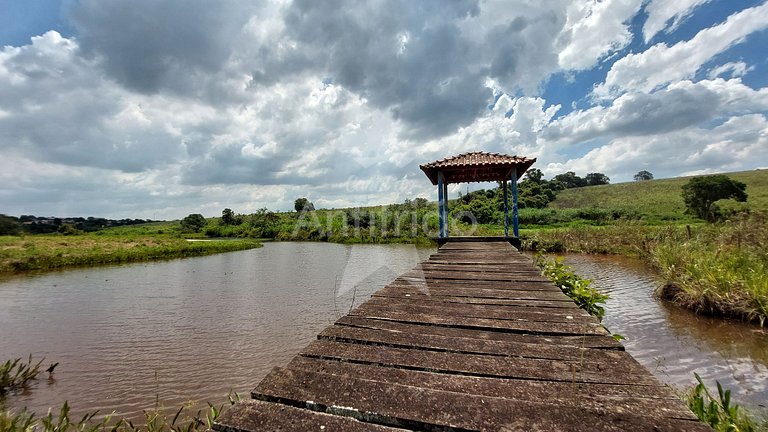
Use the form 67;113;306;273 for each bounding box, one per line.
442;181;449;238
437;171;445;238
511;169;519;237
502;180;509;237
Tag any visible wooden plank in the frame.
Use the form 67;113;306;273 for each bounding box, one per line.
286;356;682;403
372;289;583;309
334;316;622;349
254;368;709;432
378;284;576;301
319;325;629;363
348;306;608;335
355;297;596;324
300;340;652;384
213;399;406;432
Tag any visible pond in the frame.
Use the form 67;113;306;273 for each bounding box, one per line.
1;243;765;421
562;254;767;412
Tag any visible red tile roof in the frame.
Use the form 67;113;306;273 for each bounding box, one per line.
420;151;536;185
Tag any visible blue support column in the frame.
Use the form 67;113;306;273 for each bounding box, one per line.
502;180;509;237
437;171;446;238
511;169;519;237
442;181;449;238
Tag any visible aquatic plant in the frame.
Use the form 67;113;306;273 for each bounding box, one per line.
0;355;42;394
685;373;763;432
534;253;609;320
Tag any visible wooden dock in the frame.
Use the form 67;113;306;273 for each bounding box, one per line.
214;240;709;431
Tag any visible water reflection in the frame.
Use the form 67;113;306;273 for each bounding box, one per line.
0;242;432;421
561;254;768;412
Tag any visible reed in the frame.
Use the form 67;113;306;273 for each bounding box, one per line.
0;355;42;394
0;392;240;432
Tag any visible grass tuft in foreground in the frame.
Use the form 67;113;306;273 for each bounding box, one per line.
684;373;765;432
0;392;240;432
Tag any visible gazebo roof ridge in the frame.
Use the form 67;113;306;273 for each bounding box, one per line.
419;151;536;185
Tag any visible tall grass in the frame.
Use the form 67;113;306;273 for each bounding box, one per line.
522;213;768;326
0;355;42;394
650;213;768;326
684;373;765;432
0;392;240;432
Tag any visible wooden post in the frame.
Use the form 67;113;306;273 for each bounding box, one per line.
437;171;446;238
502;180;509;237
511;169;519;237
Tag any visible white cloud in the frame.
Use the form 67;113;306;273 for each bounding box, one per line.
557;0;643;70
594;2;768;97
642;0;712;43
546;78;768;146
1;1;767;218
707;61;753;79
547;113;768;181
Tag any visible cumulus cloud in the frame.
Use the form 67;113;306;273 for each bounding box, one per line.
546;79;768;145
594;2;768;97
642;0;712;43
557;0;642;70
547;113;768;181
69;0;260;97
1;1;767;218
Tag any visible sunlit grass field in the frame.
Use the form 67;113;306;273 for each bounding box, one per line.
550;170;768;222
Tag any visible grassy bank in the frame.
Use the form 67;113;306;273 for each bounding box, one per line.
520;214;768;326
551;170;767;223
0;233;261;275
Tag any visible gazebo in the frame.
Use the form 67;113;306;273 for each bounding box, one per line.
420;151;536;244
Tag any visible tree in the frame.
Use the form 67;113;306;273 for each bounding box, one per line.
294;198;315;212
553;171;587;188
634;170;654;181
221;208;236;225
682;175;747;222
524;168;544;184
585;172;610;186
180;213;207;232
0;214;23;235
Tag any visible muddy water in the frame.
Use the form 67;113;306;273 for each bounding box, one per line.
1;243;766;422
0;242;432;421
562;254;768;412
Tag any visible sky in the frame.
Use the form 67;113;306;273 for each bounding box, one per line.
1;0;767;219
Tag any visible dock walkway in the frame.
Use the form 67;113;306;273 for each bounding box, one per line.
215;240;709;431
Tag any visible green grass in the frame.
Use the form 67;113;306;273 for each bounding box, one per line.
521;214;768;326
684;373;766;432
0;355;42;395
550;170;768;222
0;231;261;275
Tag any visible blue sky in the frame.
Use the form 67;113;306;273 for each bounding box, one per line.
1;0;767;218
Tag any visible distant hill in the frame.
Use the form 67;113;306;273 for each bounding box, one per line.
549;170;768;221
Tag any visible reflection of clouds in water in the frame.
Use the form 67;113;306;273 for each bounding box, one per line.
561;254;768;411
336;244;426;297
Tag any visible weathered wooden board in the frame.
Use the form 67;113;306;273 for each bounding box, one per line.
214;239;708;432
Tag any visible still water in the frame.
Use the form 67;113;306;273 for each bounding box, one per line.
562;254;768;412
0;243;765;420
0;242;432;420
